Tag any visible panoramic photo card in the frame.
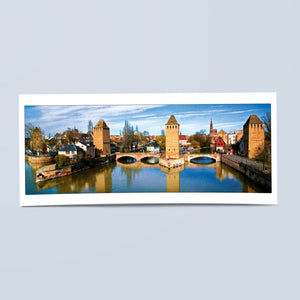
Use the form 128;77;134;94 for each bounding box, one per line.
19;93;277;206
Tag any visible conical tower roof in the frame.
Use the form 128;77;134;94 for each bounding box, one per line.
166;115;179;125
94;119;109;129
244;114;263;126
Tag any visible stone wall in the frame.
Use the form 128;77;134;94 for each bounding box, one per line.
221;155;271;192
243;123;265;159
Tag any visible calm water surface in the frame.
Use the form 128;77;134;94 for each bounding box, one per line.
25;157;265;194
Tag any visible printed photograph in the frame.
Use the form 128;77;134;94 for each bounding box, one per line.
23;100;272;196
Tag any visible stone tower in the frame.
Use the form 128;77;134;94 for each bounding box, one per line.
165;115;180;159
93;119;111;156
243;114;265;159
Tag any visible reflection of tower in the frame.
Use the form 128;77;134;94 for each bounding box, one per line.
215;162;228;181
93;120;111;156
242;181;256;193
160;165;184;193
166;171;180;192
165;115;180;159
95;166;112;193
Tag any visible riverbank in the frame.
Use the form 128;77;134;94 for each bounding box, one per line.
221;154;271;192
36;155;115;182
26;155;54;163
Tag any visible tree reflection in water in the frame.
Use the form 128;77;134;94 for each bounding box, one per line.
37;162;116;193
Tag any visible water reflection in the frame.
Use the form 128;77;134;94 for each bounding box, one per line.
36;163;116;193
190;156;215;164
120;166;141;189
26;158;266;194
160;165;184;192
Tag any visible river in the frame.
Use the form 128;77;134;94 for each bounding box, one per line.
25;157;266;194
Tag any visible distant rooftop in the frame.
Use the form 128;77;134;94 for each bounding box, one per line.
59;144;84;152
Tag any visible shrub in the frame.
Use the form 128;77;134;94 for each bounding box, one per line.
54;155;70;168
85;152;92;161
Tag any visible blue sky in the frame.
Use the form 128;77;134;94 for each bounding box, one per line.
25;104;271;136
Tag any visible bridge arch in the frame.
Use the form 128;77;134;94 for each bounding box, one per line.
116;152;161;162
186;153;220;162
116;154;137;163
141;156;159;164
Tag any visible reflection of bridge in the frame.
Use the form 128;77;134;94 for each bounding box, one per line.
185;153;221;162
116;161;158;169
116;152;161;161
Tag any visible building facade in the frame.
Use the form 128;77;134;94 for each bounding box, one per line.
217;129;227;143
93;119;111;156
236;129;243;142
75;141;95;158
179;135;189;146
165;115;180;159
243;114;265;159
215;136;225;152
227;132;237;145
58;144;84;159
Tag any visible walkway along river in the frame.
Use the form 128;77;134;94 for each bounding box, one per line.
25;155;268;194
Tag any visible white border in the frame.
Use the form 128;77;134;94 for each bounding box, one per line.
19;93;277;206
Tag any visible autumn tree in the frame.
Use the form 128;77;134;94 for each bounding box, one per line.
189;131;211;150
31;127;43;152
155;136;166;150
62;128;80;144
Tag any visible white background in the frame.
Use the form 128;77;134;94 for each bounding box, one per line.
1;1;299;299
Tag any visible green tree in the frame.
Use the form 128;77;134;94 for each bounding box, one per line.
55;155;70;168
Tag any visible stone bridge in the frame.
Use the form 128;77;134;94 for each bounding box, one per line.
116;152;161;161
185;153;221;162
